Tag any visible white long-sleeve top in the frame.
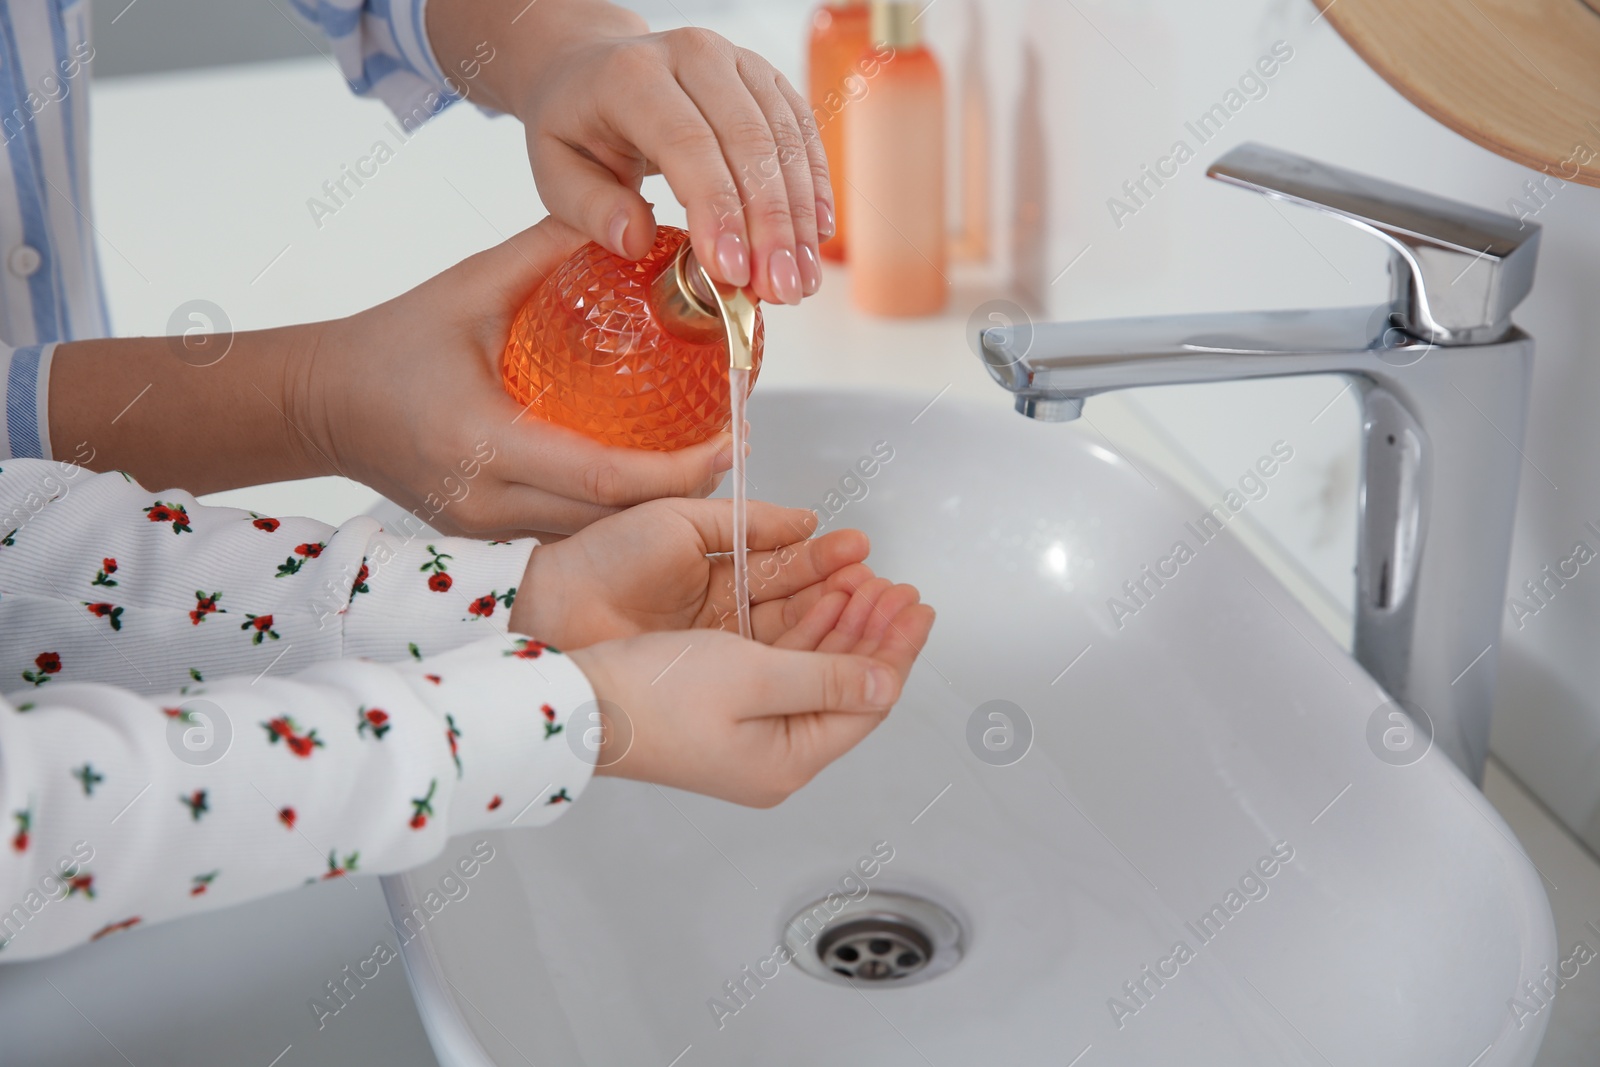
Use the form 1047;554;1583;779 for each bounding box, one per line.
0;458;596;961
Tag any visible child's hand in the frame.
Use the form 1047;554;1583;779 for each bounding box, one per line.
567;580;933;806
510;497;870;649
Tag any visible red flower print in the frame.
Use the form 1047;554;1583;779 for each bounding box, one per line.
487;795;502;811
547;787;572;806
92;558;118;587
252;517;280;532
11;807;31;852
180;789;209;821
275;542;326;577
421;545;453;591
242;614;280;644
423;674;442;685
319;850;360;880
445;715;463;777
349;560;371;600
467;589;516;619
162;705;197;723
144;500;193;534
278;807;297;829
90;917;141;941
261;716;323;757
506;638;554;660
356;706;391;740
190;590;222;625
541;703;563;740
409;779;438;830
85;602;125;631
190;870;218;896
65;872;95;899
23;652;60;687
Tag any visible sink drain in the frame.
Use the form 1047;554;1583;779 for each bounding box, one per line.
784;891;963;988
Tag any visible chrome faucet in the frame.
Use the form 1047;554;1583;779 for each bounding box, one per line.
980;143;1541;785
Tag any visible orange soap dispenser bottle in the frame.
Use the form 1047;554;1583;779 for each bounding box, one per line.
500;226;763;451
847;0;947;316
808;0;871;262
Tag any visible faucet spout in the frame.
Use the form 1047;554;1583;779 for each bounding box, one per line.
979;146;1539;785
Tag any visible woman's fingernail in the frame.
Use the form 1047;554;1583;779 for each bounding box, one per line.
715;232;751;287
816;199;836;239
713;437;736;472
769;248;802;305
798;244;822;296
607;211;630;257
866;666;895;708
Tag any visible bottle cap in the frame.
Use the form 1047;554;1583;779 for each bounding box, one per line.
870;1;921;48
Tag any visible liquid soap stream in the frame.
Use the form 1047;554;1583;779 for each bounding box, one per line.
729;366;752;640
695;256;760;641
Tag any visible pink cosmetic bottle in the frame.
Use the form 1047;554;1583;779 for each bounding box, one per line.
845;0;948;317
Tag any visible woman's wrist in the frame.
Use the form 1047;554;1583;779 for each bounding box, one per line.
427;0;649;117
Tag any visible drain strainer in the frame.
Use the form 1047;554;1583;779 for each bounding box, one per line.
784;891;963;988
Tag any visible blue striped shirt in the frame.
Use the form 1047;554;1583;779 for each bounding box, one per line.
0;0;460;460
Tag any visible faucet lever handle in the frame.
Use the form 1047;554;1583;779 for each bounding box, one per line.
1207;143;1539;346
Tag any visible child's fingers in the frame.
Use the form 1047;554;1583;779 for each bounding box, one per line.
824;561;878;596
868;603;936;679
814;577;894;654
770;706;890;779
746;528;870;604
749;560;875;643
770;590;850;651
735;645;902;718
662;498;815;555
850;583;923;655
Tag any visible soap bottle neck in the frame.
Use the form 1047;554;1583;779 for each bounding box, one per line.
652;243;760;371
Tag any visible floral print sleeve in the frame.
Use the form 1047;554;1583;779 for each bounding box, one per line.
0;460;538;693
0;637;595;962
0;462;597;961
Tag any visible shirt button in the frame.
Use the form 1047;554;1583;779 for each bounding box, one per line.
8;245;42;278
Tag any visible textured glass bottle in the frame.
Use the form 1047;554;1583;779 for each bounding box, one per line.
501;226;764;451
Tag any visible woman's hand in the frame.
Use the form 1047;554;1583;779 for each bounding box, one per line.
568;580;934;807
510;497;875;648
428;0;830;305
307;218;735;539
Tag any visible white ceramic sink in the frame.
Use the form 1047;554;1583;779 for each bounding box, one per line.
385;389;1555;1066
